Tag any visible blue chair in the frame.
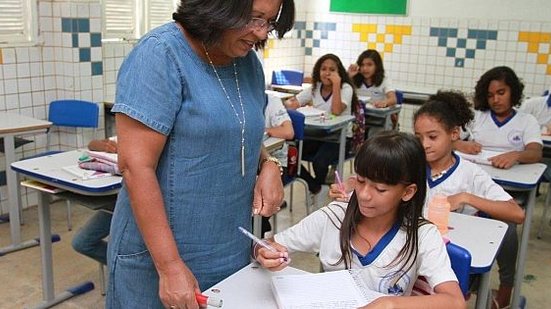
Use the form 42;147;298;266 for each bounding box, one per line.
273;109;311;232
271;70;304;86
20;99;99;230
446;242;472;297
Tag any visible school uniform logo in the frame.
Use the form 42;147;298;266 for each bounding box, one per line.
507;130;524;148
379;270;410;296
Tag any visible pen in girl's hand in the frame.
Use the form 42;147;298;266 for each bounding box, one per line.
238;226;288;262
334;170;346;195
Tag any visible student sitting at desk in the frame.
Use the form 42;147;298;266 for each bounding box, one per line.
71;137;117;265
262;93;294;237
454;66;542;169
256;131;465;308
284;53;357;206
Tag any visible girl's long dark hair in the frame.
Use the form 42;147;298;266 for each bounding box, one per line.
352;49;385;88
336;131;427;272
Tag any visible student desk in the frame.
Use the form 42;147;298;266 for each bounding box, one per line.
11;150;121;308
265;89;294;101
270;83;311;95
448;212;507;309
304;114;355;177
360;98;402;136
263;137;285;153
0;112;52;256
478;162;546;309
203;262;307;308
392;84;438;104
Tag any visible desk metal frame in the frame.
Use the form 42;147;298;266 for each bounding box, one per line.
11;150;121;308
0;112;51;256
479;163;546;309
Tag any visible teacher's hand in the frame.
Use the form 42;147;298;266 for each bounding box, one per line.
158;260;200;309
253;163;284;216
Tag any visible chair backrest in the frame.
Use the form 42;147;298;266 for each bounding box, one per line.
395;90;404;105
272;70;304;86
286;109;305;141
446;242;472;297
49;100;99;128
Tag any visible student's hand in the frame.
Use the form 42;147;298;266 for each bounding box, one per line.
253;162;284;217
329;176;356;202
447;192;467;212
372;100;388;108
284;97;300;110
88;139;118;153
489;151;520;169
255;241;290;271
456;140;482;154
347;63;359;78
158;260;200;309
328;71;341;86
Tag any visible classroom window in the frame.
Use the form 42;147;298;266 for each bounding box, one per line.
102;0;177;41
0;0;38;45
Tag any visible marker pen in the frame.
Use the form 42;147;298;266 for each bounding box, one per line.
195;291;223;308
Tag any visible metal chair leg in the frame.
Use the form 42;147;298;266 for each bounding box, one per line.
98;263;106;296
66;199;72;231
537;183;551;239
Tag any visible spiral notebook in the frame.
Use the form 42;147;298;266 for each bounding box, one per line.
455;150;504;165
271;269;384;309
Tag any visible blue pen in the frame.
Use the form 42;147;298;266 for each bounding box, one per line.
238;226;288;262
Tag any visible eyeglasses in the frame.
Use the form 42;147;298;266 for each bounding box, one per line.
246;17;278;32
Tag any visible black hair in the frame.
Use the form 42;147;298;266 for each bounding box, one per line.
172;0;295;49
336;131;428;271
352;49;385;88
414;90;474;132
311;53;360;115
474;66;524;111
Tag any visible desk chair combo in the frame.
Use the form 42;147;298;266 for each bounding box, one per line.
272;109;311;233
19;99;99;231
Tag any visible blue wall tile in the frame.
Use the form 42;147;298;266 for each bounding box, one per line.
438;37;447;47
455;58;464;68
78;18;90;33
79;48;91;62
457;38;466;48
476;40;486;49
62;18;72;32
465;49;476;59
90;33;102;47
446;47;456;57
305;47;312;56
72;33;79;47
91;61;103;76
313;39;320;48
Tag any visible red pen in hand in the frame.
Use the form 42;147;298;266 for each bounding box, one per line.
196;291;223;308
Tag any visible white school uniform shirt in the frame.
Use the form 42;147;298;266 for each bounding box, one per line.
424;153;513;218
518;94;551;126
275;202;457;296
265;94;291;166
356;76;395;102
295;82;353;136
465;110;542;152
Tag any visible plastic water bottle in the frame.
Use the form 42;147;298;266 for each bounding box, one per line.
427;194;450;235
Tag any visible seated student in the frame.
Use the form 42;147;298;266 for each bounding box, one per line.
285;53;357;206
454;66;543;169
518;89;551;181
348;49;398;132
261;94;294;237
71;138;117;265
256;131;465;308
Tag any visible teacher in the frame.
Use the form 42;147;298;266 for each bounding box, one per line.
106;0;295;308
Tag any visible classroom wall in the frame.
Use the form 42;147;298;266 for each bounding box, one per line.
263;0;551;132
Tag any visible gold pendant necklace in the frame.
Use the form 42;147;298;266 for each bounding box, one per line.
203;44;246;177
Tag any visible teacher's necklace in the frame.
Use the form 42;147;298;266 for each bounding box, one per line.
203;44;246;177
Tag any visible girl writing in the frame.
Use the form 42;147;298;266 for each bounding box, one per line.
257;131;465;308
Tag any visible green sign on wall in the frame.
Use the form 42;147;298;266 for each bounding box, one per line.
330;0;408;15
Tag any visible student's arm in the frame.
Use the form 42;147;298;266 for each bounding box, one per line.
88;139;117;153
453;139;482;154
448;194;524;224
373;90;397;108
116;114;200;309
362;281;465;309
328;72;346;115
347;63;359;79
488;142;543;169
266;120;294;140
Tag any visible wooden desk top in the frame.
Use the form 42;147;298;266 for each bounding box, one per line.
0;112;51;135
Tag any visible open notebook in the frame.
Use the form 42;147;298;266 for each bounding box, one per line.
296;106;325;118
455;150;504;165
271;269;384;309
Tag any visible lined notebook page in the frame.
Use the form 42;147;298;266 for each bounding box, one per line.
271;270;384;309
455;150;504;165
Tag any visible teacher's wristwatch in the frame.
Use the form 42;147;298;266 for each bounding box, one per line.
260;156;283;175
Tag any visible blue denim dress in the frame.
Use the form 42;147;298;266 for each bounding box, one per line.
107;22;266;308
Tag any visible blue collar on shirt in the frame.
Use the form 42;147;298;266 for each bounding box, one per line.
546;94;551;107
491;109;516;127
352;221;401;266
427;152;461;188
320;87;332;102
362;81;373;89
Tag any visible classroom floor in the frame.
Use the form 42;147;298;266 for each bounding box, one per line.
2;178;551;308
